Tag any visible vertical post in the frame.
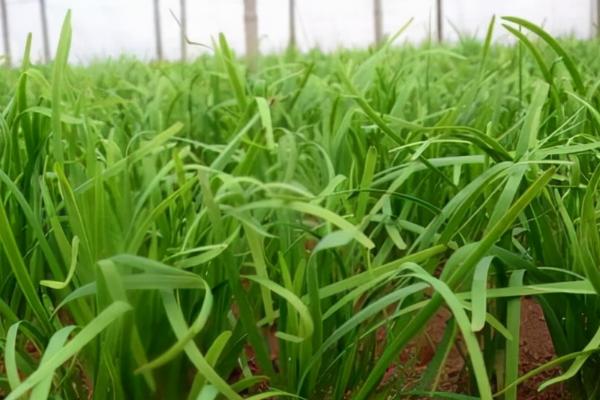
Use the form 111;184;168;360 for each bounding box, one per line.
153;0;163;60
0;0;9;67
596;0;600;37
180;0;187;61
289;0;296;49
436;0;443;42
39;0;51;62
244;0;258;70
373;0;383;45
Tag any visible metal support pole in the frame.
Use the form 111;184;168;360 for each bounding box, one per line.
0;0;10;66
289;0;296;49
595;0;600;37
244;0;258;70
436;0;443;42
180;0;187;61
39;0;51;62
373;0;383;44
153;0;163;60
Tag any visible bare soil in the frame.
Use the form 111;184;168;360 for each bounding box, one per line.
387;297;569;399
0;298;569;400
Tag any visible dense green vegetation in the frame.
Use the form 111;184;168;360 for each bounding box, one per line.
1;13;600;399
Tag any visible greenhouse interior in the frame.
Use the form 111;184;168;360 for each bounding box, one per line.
1;1;600;399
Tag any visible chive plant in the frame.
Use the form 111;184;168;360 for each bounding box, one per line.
1;13;599;400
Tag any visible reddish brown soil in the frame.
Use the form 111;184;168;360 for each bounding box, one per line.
232;297;569;399
516;298;569;400
1;298;568;400
387;297;568;399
